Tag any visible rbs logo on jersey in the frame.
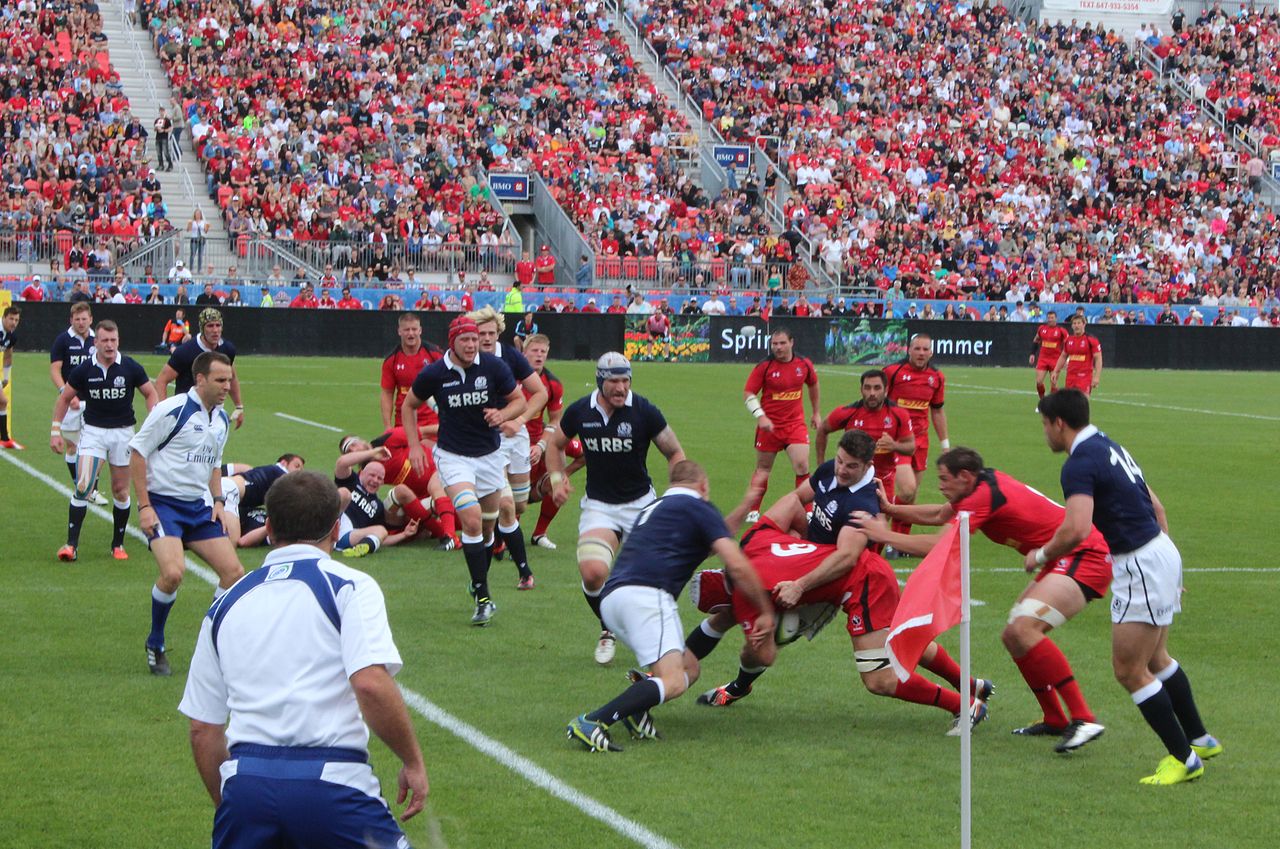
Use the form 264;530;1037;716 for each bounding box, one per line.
448;391;489;407
583;437;633;453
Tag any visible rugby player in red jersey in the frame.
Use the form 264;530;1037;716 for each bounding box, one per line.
1052;315;1102;395
815;368;914;508
883;334;949;536
380;312;442;431
522;334;586;554
854;446;1108;752
1030;311;1068;399
742;328;820;517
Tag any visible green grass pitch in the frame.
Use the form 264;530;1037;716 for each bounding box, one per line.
1;352;1277;849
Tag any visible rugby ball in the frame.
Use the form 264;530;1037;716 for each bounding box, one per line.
775;603;839;646
740;325;757;338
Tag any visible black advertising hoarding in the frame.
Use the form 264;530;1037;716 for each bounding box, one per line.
708;316;909;365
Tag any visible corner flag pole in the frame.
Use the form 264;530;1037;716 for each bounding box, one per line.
958;511;972;849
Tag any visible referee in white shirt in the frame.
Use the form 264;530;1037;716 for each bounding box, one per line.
179;470;428;848
130;351;244;676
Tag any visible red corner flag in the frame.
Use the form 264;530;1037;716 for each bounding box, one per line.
886;523;963;682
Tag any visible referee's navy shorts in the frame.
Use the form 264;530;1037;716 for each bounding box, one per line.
148;494;227;546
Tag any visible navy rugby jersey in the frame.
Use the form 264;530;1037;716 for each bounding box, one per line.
0;323;15;351
1060;425;1161;554
493;341;535;382
66;355;150;428
410;351;516;457
169;336;237;394
239;462;289;513
602;489;732;600
50;327;95;383
806;460;880;545
559;391;669;503
336;471;386;530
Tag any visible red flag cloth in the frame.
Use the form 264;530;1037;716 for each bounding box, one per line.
886;522;963;681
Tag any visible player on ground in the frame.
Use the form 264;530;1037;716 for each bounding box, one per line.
380;312;442;432
50;302;104;500
154;308;245;428
179;471;428;847
883;333;950;538
470;306;548;588
546;352;686;664
522;333;585;552
1030;311;1067;399
743;327;820;518
333;448;419;557
130;352;245;675
815;368;914;518
1052;315;1102;395
565;460;773;752
0;305;20;448
363;429;460;549
214;454;307;546
854;446;1109;751
1034;390;1220;785
403;316;525;625
50;320;158;561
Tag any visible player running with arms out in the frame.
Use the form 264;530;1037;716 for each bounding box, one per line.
154;308;245;428
815;368;914;527
332;446;419;557
50;302;105;500
1034;390;1220;785
854;446;1109;752
179;471;428;847
883;334;950;538
130;352;245;676
50;321;159;561
742;327;821;519
521;333;586;554
1030;310;1068;400
380;311;442;432
545;352;686;665
469;306;548;588
566;460;773;752
1052;315;1102;395
0;305;21;448
402;315;526;625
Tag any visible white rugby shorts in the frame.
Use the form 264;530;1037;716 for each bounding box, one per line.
499;427;531;475
201;476;242;517
601;585;685;667
61;403;84;434
433;445;507;498
77;423;134;466
578;488;657;539
1110;532;1182;626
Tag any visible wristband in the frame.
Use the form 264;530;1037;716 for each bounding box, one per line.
536;440;547;452
213;495;227;504
2;365;10;381
940;439;951;450
549;472;565;486
51;420;62;429
234;405;244;410
1034;548;1047;566
544;424;558;433
50;429;61;437
745;396;765;419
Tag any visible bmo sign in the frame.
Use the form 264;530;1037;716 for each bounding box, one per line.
488;173;530;201
713;145;751;171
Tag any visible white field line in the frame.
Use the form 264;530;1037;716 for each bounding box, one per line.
273;412;345;432
0;450;684;849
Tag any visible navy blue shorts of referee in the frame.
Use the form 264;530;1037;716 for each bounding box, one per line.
147;493;227;546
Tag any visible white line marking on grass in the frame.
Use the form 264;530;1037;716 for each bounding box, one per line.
273;412;345;432
1;450;684;849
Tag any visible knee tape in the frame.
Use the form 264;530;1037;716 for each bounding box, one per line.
500;483;513;502
480;510;500;522
451;489;479;511
855;647;891;674
1007;598;1068;629
511;483;531;504
577;538;616;567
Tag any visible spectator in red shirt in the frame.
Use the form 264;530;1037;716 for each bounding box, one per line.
318;288;338;309
337;288;363;310
21;276;45;301
515;253;535;288
289;285;319;309
534;246;557;286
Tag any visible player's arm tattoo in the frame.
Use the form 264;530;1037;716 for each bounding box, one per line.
653;426;685;467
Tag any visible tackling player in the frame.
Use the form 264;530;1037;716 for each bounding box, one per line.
546;352;686;665
470;306;548;588
742;328;820;518
1030;311;1067;399
380;312;442;432
883;334;950;537
154;308;245;428
50;302;103;498
50;321;159;561
855;446;1109;751
565;461;773;752
1052;315;1102;395
522;334;585;552
1034;390;1220;785
402;316;525;625
815;368;914;516
1;305;20;448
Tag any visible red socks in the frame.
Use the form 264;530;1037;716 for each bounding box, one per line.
533;496;560;537
893;673;961;715
794;473;808;489
1013;638;1094;726
402;496;432;523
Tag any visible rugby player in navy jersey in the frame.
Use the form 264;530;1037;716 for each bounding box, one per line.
332;450;419;558
402;315;526;625
154;308;245;428
545;352;687;665
211;454;306;546
566;461;773;752
469;306;548;587
50;321;158;561
0;305;20;448
49;302;104;498
1034;390;1220;785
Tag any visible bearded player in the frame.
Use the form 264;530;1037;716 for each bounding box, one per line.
1052;315;1102;395
1030;311;1068;400
380;312;442;432
883;334;950;538
742;327;820;519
